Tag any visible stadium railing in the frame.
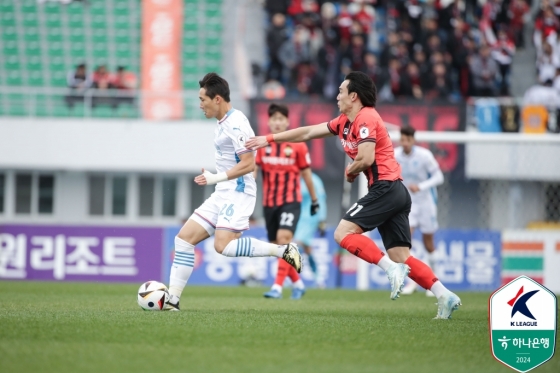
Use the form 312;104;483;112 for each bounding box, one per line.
0;86;208;120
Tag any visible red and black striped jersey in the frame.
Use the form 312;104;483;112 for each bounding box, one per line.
327;107;402;187
255;142;311;207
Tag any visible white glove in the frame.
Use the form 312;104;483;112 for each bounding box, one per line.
203;170;228;185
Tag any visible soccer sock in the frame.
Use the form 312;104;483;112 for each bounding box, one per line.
404;256;439;291
287;264;300;283
221;237;285;258
340;234;394;270
274;259;291;287
168;237;195;299
293;279;305;289
429;280;450;298
307;253;317;274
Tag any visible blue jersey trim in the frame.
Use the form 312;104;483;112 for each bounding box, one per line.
234;153;246;192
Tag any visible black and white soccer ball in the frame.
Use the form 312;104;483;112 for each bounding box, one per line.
137;281;169;311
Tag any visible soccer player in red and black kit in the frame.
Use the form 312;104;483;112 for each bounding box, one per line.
255;103;319;299
247;72;461;319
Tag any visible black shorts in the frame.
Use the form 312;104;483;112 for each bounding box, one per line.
263;202;301;242
343;180;412;250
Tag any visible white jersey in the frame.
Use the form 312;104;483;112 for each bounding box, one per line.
394;145;443;205
213;108;257;196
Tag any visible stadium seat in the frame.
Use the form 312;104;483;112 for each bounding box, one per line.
0;0;221;119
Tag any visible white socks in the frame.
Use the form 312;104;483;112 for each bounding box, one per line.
377;255;395;272
271;280;304;293
221;237;285;258
430;280;449;298
168;237;195;298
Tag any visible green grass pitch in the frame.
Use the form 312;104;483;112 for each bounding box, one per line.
0;282;558;373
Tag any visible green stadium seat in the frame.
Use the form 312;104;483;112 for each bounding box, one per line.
21;1;38;14
3;41;18;56
4;55;20;70
25;43;42;57
24;27;40;42
91;3;107;15
67;3;84;15
92;106;114;118
26;57;42;71
47;28;63;42
5;71;22;86
44;3;60;13
2;27;17;41
1;12;16;27
70;42;86;57
48;44;64;58
0;3;14;13
46;18;61;29
28;72;44;86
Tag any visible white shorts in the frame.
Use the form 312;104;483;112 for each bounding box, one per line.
408;198;438;234
190;189;256;235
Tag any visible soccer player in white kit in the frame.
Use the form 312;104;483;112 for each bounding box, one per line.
164;73;302;311
394;126;444;296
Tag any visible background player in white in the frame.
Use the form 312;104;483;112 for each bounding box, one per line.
394;126;444;296
165;73;302;311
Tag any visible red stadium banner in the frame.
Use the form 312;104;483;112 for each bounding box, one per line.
377;102;465;173
141;0;183;120
250;99;466;175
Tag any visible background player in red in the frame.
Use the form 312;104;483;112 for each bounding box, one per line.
247;71;461;319
255;103;320;299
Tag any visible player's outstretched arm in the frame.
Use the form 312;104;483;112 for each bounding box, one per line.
194;152;255;186
245;123;333;150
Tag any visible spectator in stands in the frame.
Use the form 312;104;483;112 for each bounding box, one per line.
65;63;91;109
387;58;402;97
508;0;530;48
266;13;290;83
342;34;367;71
469;44;499;96
91;65;116;108
425;63;453;100
553;67;560;94
362;52;389;93
260;0;522;100
413;48;430;77
533;6;559;55
264;0;291;19
400;61;425;99
523;79;560;109
491;29;516;95
379;31;400;66
111;66;137;107
536;42;560;84
403;0;424;37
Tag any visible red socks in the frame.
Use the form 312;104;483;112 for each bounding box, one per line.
405;256;438;290
274;259;300;286
340;234;385;265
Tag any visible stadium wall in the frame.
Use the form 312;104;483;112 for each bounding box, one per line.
2;223;558;293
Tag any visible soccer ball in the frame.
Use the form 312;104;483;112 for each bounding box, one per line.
137;281;169;311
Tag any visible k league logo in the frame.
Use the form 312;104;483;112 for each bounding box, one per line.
508;286;539;324
489;276;557;373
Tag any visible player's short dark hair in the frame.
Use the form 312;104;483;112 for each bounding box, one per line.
400;126;416;137
199;72;230;102
345;71;377;108
268;103;289;118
